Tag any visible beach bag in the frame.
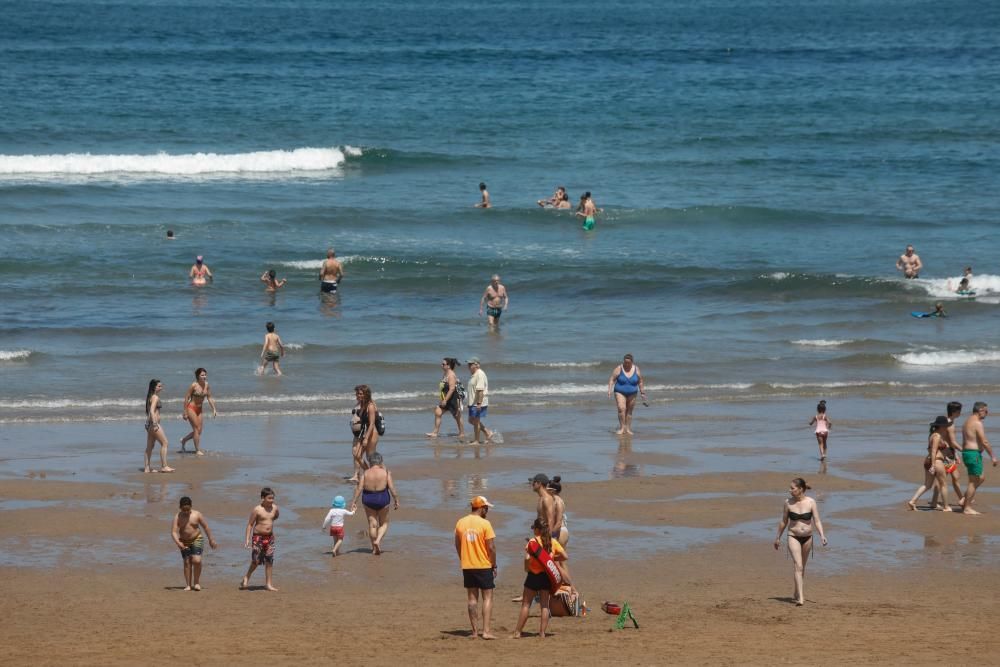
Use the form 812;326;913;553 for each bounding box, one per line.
549;585;580;617
375;411;386;436
349;408;362;435
526;537;563;594
455;380;467;402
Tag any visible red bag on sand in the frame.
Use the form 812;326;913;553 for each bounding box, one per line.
527;537;563;594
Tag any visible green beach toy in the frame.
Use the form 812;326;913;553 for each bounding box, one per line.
614;601;639;629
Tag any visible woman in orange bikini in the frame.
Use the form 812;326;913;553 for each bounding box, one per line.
180;367;217;455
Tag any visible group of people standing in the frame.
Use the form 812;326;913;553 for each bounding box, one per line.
477;182;602;231
455;472;573;639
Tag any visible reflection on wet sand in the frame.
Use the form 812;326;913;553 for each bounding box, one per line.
613;435;641;478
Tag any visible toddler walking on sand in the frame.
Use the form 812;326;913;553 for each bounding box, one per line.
170;496;218;591
808;400;832;460
321;495;355;556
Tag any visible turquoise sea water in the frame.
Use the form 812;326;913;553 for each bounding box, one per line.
1;0;999;425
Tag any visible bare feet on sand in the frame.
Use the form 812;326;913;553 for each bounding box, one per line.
906;501;917;510
265;585;278;592
963;508;982;515
239;577;248;590
481;633;496;640
193;584;201;591
160;466;175;473
425;432;438;438
183;585;192;591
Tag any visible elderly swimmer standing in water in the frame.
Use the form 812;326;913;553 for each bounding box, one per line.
319;247;344;294
896;244;922;279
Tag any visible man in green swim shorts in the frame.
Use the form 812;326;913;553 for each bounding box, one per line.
961;401;997;515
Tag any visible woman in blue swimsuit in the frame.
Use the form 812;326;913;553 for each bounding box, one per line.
607;354;646;435
350;452;399;555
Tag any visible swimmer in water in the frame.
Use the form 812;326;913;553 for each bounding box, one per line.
260;269;287;292
319;248;344;294
475;182;491;209
190;256;213;286
895;245;922;279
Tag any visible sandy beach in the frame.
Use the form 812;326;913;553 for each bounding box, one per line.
3;404;999;666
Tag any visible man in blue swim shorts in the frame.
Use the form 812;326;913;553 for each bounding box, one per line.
466;357;493;444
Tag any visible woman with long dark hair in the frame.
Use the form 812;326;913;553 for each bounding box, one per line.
180;368;217;455
426;358;465;440
144;379;174;473
349;384;379;483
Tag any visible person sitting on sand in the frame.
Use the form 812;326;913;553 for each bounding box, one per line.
258;321;285;376
349;452;399;555
774;478;827;607
242;487;279;591
171;496;217;591
907;416;953;511
321;495;354;557
260;269;286;292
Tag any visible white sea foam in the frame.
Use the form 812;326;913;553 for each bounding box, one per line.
911;273;1000;298
769;272;790;280
0;146;359;177
529;361;602;368
895;350;1000;366
0;349;32;361
791;339;854;347
283;343;304;350
277;255;397;270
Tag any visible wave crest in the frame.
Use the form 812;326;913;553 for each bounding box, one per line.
0;146;360;178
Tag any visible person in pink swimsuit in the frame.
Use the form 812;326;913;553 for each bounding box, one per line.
808;400;832;460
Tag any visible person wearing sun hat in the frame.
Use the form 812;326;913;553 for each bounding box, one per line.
321;495;355;557
455;495;497;639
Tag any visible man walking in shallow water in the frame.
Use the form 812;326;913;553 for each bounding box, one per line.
896;244;922;279
962;402;997;515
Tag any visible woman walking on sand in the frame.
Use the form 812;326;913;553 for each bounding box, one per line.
547;476;569;546
349;384;380;483
774;478;827;606
808;400;832;460
607;354;646;435
143;379;174;473
180;368;217;455
426;358;465;440
907;416;953;511
349;452;399;555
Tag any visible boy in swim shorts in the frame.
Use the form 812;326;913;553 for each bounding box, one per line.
242;487;280;591
171;496;218;591
258;321;285;376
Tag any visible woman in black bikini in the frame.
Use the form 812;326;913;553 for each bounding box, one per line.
774;477;827;606
349;452;399;555
143;379;174;473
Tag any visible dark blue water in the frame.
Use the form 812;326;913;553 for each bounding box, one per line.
2;0;999;423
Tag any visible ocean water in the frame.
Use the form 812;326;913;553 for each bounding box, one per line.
2;0;1000;426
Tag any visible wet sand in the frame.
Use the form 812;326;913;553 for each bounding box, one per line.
3;404;999;663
